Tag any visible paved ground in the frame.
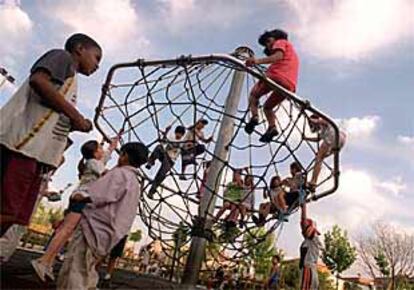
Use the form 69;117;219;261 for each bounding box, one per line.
1;249;187;290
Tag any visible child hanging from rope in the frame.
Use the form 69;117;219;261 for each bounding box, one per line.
303;114;346;193
214;168;247;230
0;34;101;235
146;125;186;198
245;29;299;142
299;202;322;290
180;119;213;180
56;142;148;290
253;162;305;226
31;137;119;282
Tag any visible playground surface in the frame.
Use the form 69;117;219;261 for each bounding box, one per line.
1;249;185;290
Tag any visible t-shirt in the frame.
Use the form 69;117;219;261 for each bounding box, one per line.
300;235;322;268
162;134;182;161
78;151;111;187
224;182;243;202
0;49;77;168
266;39;299;91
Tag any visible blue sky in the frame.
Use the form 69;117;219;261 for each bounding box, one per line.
1;0;413;267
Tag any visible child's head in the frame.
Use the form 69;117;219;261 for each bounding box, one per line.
290;161;302;175
245;175;254;187
233;169;243;183
270;175;282;188
65;33;102;76
175;125;186;140
309;114;321;132
118;142;149;167
272;254;281;264
258;29;288;56
195;119;208;130
81;140;104;160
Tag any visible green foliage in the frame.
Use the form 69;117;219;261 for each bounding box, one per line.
48;207;64;224
280;260;301;289
322;225;357;276
244;228;277;278
129;229;142;242
374;251;390;277
318;271;336;290
343;281;363;290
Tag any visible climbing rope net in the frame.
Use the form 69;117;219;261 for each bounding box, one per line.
95;47;341;274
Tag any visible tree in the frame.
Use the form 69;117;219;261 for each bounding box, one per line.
356;222;414;290
322;225;357;289
244;228;277;278
129;229;142;243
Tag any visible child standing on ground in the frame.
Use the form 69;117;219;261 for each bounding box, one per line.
32;138;118;282
267;254;281;290
303;114;346;192
56;142;148;290
146;125;186;197
245;29;299;142
0;34;101;235
180;119;213;180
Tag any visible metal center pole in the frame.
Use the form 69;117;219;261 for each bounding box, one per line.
181;46;253;288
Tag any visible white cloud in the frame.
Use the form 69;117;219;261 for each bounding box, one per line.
286;0;414;60
379;176;407;197
398;135;414;146
338;115;380;139
0;0;33;70
156;0;251;35
48;0;150;57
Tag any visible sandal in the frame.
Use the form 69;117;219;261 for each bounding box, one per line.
244;117;259;134
259;127;279;142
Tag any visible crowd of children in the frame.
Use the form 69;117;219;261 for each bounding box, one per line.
0;28;345;290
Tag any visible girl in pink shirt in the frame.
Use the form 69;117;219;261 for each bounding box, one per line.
245;29;299;142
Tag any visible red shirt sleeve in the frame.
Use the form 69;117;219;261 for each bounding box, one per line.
271;39;287;54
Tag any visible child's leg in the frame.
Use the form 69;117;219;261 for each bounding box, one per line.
263;92;285;129
149;157;174;195
38;212;82;266
227;204;239;222
310;142;330;186
249;81;271;119
215;202;230;221
276;191;288;212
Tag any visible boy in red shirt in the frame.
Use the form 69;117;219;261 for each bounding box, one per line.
245;29;299;142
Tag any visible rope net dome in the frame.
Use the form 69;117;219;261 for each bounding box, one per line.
94;47;341;274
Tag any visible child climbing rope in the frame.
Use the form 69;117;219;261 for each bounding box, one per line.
197;160;212;199
31;137;119;282
253;162;306;226
245;29;299;142
0;33;101;235
214;168;245;230
238;173;255;228
180;119;213;180
303;114;346;193
56;142;148;290
146;125;186;198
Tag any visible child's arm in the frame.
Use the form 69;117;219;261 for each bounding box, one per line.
246;51;284;66
300;203;307;230
29;71;92;132
302;133;320;142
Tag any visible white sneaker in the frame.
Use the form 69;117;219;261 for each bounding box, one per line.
104;273;111;280
31;259;47;282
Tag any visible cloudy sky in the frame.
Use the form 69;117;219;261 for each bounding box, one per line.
1;0;413;269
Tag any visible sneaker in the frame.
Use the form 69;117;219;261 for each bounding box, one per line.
259;127;279;142
245;118;259;134
104;273;111;281
31;259;48;282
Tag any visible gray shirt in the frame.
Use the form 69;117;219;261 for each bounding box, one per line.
80;165;141;257
0;49;76;167
300;235;322;267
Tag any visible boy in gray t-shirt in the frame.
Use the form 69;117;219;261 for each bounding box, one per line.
0;33;102;235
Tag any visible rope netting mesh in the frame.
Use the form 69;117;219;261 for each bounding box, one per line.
94;48;340;273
